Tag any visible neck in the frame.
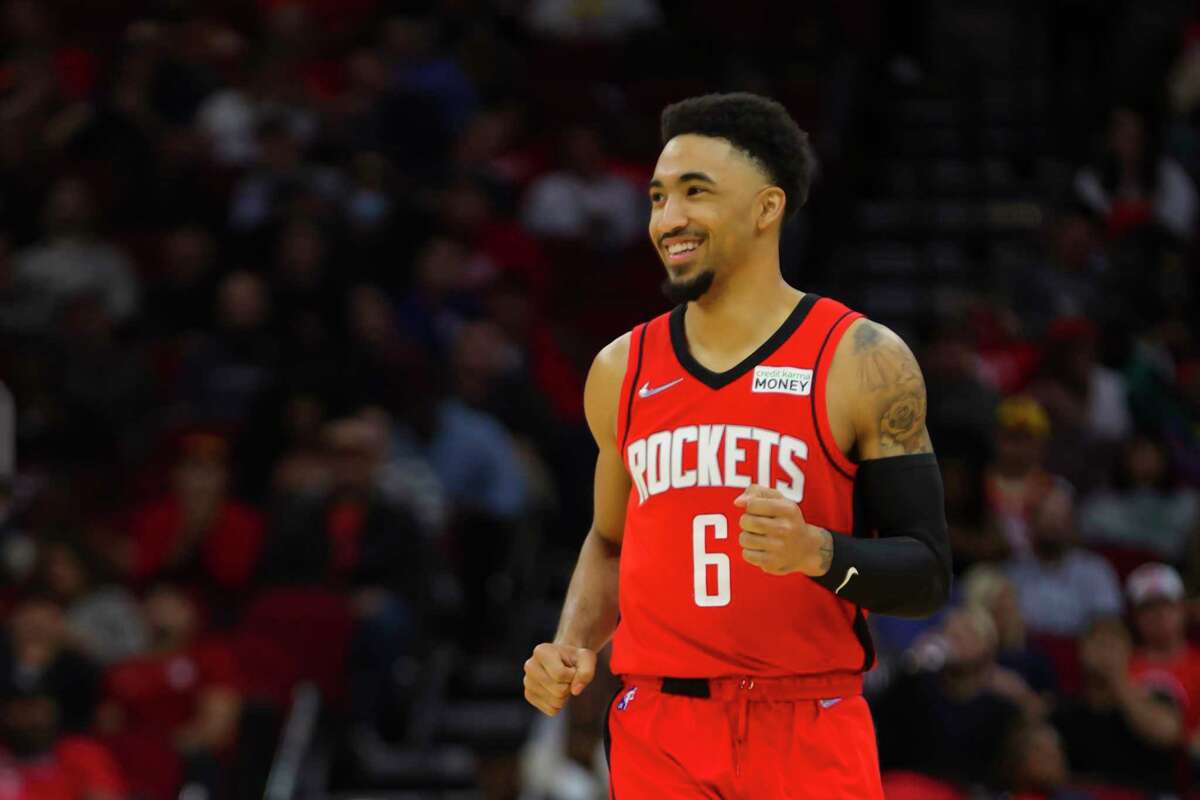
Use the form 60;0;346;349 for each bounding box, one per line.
1142;639;1184;661
683;253;800;363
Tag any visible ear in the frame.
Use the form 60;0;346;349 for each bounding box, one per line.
755;186;786;231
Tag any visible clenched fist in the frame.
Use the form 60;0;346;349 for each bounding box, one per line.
734;484;833;577
523;642;597;716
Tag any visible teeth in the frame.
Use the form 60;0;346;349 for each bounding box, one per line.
667;241;700;255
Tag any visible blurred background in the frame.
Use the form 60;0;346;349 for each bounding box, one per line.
1;0;1200;798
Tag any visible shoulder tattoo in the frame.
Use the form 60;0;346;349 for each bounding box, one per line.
852;322;931;455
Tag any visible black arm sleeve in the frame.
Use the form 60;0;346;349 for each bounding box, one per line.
810;453;951;618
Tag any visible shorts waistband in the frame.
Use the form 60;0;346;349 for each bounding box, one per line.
621;671;863;702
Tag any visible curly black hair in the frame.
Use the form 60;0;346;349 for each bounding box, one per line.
661;92;814;220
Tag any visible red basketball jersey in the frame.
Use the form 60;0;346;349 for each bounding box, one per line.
611;294;872;679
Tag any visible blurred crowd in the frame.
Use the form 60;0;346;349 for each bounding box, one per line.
2;0;1200;799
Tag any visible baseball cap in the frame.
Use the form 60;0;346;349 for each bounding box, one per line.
996;395;1051;439
1126;562;1185;607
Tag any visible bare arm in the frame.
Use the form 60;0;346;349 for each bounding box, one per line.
525;333;631;716
1114;677;1184;748
554;332;632;651
175;687;241;752
807;319;950;616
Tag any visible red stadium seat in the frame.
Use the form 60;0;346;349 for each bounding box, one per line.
881;770;966;800
101;731;183;800
234;587;353;708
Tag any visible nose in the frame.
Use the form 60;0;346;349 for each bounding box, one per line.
656;194;688;239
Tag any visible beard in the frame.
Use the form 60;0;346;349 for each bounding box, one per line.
660;269;715;305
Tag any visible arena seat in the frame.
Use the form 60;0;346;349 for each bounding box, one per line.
235;587;353;708
880;770;965;800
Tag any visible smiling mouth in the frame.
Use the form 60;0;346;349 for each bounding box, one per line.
663;238;704;264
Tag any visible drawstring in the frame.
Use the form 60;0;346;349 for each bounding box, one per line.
732;678;754;775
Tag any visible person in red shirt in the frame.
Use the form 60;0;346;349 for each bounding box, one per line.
98;584;241;800
1127;562;1200;747
0;686;125;800
126;433;264;596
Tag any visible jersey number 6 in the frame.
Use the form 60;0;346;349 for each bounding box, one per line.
692;514;731;607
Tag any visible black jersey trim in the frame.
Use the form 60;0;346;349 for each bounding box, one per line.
811;309;857;482
620;324;649;454
668;293;821;390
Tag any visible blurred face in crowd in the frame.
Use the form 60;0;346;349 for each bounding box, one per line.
1109;107;1145;166
44;178;96;238
414;237;469;296
1030;487;1075;559
163;226;215;286
41;542;88;601
0;694;58;758
276;222;326;288
995;426;1044;474
1053;213;1096;272
9;600;66;666
649;134;784;304
941;608;997;673
216;271;269;331
1126;436;1167;489
145;585;197;649
174;452;228;505
563;127;605;177
1133;599;1186;652
324;418;385;493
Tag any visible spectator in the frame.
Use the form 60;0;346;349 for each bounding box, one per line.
1075;106;1197;242
1052;617;1182;793
1005;485;1123;638
1029;318;1131;492
139;225;219;338
50;292;153;463
100;583;241;799
0;685;126;800
392;360;528;524
872;607;1036;788
384;15;479;135
962;565;1058;695
995;721;1087;800
0;596;101;734
521;126;644;251
922;320;998;464
176;271;279;425
1004;208;1114;340
125;433;265;600
33;538;148;667
0;178;139;336
1125;563;1200;749
1079;435;1199;563
261;415;441;727
983;396;1065;559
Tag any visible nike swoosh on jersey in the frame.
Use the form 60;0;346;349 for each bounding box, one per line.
834;566;858;595
638;378;683;398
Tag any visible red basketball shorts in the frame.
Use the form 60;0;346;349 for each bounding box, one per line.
604;674;883;799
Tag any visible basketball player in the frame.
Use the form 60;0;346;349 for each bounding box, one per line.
523;93;951;798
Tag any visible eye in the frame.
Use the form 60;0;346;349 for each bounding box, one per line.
687;186;708;196
649;191;665;204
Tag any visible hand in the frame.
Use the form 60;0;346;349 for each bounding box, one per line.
523;642;597;717
734;484;832;576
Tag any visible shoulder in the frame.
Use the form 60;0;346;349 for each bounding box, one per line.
584;331;634;443
826;318;931;458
